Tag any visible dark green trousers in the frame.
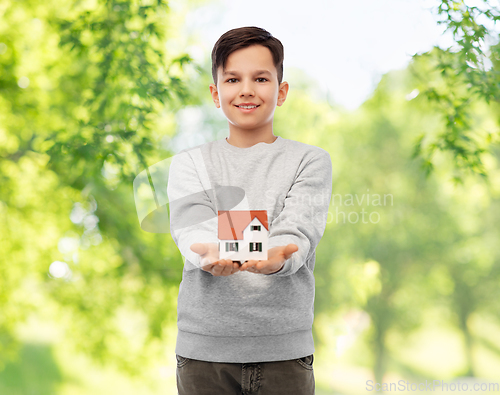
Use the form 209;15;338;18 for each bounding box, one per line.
176;354;315;395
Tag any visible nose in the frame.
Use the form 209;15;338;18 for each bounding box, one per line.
239;78;255;97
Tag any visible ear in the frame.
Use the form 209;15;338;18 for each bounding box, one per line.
277;81;289;107
209;83;220;108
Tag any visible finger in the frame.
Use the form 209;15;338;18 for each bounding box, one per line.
201;256;217;267
255;260;270;270
212;264;224;276
240;260;257;271
201;264;214;273
250;265;263;274
229;265;239;275
221;259;234;269
231;260;242;274
190;243;208;256
232;261;241;273
246;265;256;273
247;259;259;267
221;262;235;276
284;244;299;258
215;260;228;276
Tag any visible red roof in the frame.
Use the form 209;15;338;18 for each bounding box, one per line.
218;210;269;240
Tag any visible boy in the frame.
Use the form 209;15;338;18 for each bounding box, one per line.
167;26;332;394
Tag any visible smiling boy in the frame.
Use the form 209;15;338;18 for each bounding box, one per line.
211;43;285;148
167;26;332;394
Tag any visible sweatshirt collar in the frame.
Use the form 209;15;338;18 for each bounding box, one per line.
221;135;285;153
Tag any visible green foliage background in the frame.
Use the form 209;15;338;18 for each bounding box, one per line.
1;0;500;393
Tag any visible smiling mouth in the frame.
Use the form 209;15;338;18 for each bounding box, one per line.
235;105;260;109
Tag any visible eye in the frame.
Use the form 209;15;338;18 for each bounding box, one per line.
226;78;237;83
257;78;268;82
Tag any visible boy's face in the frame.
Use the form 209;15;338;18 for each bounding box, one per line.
209;44;289;137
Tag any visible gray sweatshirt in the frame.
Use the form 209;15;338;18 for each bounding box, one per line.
167;135;332;363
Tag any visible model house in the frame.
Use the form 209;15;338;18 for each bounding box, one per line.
218;210;269;262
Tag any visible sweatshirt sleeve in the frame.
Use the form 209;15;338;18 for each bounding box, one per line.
266;150;332;276
167;149;219;271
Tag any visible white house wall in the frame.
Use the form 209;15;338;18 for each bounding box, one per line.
219;217;268;261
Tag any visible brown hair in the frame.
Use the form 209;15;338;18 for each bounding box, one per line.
211;26;284;86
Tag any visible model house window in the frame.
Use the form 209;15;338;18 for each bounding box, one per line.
249;242;262;252
226;242;238;252
250;225;261;231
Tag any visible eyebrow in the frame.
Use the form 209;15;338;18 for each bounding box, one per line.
223;70;272;76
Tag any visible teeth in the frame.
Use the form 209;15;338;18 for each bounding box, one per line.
238;105;257;109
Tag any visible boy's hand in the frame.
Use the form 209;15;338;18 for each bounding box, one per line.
239;244;298;275
190;243;241;276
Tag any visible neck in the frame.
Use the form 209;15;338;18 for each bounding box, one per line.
226;130;277;148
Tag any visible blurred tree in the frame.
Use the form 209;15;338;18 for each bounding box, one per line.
0;0;207;376
433;182;500;377
412;0;500;182
317;74;458;383
306;58;500;382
